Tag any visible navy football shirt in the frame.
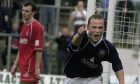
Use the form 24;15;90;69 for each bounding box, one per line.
64;32;123;78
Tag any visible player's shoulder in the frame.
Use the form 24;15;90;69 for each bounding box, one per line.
32;20;43;29
103;38;114;47
103;38;111;44
103;38;117;50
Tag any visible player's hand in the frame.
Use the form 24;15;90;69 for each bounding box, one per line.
11;64;17;77
77;25;87;36
35;68;41;80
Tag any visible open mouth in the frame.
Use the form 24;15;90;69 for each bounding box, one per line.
94;34;99;37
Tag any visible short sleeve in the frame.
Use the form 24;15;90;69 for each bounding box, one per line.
32;23;43;51
107;43;123;72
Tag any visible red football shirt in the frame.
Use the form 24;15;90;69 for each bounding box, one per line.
19;20;43;82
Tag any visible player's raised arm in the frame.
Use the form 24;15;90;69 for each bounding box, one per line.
72;25;87;46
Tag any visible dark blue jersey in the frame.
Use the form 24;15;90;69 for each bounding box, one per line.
64;33;123;78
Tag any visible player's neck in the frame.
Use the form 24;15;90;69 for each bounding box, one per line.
25;17;35;24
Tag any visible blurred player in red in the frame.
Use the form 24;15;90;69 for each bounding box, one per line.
11;1;43;84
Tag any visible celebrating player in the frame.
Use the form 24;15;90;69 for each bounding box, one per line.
64;14;124;84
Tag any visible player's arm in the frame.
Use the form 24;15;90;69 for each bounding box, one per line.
107;43;124;84
115;69;124;84
72;26;87;46
35;51;42;79
33;23;43;80
11;51;19;76
13;51;19;66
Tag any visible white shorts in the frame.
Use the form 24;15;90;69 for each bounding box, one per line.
63;76;102;84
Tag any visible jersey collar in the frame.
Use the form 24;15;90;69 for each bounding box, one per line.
24;19;36;26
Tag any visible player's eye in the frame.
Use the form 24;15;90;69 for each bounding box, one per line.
99;26;104;29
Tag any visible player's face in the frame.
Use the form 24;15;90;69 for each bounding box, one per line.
88;18;104;43
22;5;34;21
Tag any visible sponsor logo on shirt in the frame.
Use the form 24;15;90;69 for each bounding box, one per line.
35;40;39;46
20;38;28;44
81;58;98;68
98;50;106;58
89;57;95;62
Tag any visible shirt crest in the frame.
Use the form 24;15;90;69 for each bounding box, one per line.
98;49;106;58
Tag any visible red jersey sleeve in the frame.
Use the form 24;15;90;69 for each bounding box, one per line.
31;22;43;51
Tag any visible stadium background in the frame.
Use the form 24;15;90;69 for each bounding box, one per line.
0;0;140;84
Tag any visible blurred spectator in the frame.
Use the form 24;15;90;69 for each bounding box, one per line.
11;22;19;52
100;0;109;37
42;34;50;74
0;0;20;33
69;0;86;33
55;27;71;75
39;0;56;35
0;0;20;68
1;22;19;69
100;0;109;15
61;0;87;7
116;0;134;40
42;48;49;74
